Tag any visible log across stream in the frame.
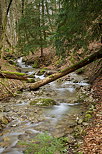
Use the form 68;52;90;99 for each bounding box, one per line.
0;58;92;153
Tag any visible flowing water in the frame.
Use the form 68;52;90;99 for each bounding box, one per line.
0;58;90;153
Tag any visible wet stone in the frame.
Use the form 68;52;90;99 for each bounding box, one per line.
0;105;4;112
30;98;57;106
0;113;9;126
77;118;83;124
18;133;30;141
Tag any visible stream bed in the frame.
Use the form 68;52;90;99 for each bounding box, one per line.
0;58;91;153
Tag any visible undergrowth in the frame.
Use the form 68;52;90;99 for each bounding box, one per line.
19;133;67;154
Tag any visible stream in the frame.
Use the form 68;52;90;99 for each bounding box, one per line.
0;57;90;154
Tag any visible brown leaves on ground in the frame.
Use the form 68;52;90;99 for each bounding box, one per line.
81;76;102;154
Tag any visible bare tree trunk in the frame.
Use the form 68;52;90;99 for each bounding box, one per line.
45;0;53;31
22;0;24;15
40;44;44;57
42;0;46;40
0;0;13;59
0;0;2;53
38;1;44;57
6;0;13;16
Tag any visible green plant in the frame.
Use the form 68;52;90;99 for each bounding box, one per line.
55;0;102;55
32;60;39;68
39;68;46;75
84;113;92;122
19;133;66;154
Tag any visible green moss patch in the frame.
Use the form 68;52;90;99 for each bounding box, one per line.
1;71;26;76
30;98;57;106
84;113;92;122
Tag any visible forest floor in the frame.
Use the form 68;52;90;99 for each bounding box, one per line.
80;75;102;154
0;50;102;153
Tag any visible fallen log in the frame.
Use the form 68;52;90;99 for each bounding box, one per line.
0;71;34;82
0;50;102;89
27;49;102;90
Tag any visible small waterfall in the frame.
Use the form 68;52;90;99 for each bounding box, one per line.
17;57;32;68
17;57;25;68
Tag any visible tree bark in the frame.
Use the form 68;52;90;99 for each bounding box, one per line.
0;0;2;39
22;0;24;15
27;49;102;90
0;71;34;82
0;0;13;59
45;0;53;31
6;0;13;16
0;0;2;51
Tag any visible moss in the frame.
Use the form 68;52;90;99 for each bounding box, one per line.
76;68;85;74
84;113;92;122
32;60;39;68
16;90;22;94
55;57;64;67
27;78;35;83
43;67;48;70
1;71;26;76
78;152;83;154
49;74;53;78
70;56;75;64
86;110;93;114
38;68;46;75
30;98;56;106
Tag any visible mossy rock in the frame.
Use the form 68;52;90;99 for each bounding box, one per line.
84;113;92;122
36;69;46;75
30;98;57;106
40;69;46;75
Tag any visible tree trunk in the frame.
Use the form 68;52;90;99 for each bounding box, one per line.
0;0;2;53
45;0;53;31
0;71;34;82
42;0;46;40
0;0;13;59
22;0;24;15
38;1;44;57
6;0;13;16
27;50;102;90
0;0;2;39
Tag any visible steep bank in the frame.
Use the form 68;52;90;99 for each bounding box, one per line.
80;74;102;153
